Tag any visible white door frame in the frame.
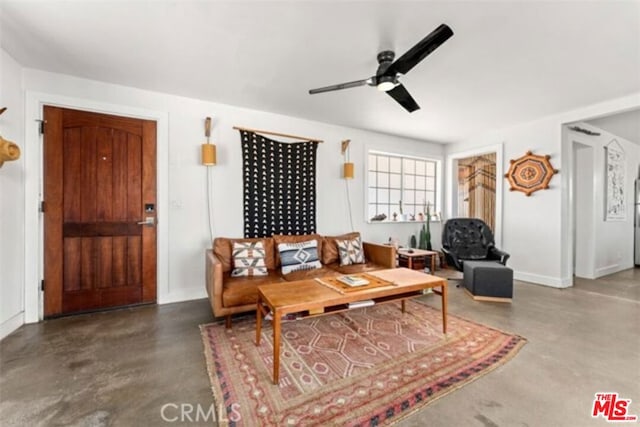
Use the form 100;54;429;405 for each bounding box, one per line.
569;136;597;279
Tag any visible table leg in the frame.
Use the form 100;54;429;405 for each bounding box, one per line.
441;281;448;334
408;257;413;269
256;295;263;346
431;255;436;274
401;299;406;313
272;311;281;385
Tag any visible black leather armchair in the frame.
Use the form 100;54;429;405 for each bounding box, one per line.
441;218;509;272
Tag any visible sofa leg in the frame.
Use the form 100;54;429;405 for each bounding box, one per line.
225;315;232;329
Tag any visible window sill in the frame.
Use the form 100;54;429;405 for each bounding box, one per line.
367;219;442;225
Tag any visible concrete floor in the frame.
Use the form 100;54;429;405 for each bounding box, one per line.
1;268;638;426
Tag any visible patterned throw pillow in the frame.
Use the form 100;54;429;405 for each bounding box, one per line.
337;236;365;266
277;240;322;275
231;241;268;277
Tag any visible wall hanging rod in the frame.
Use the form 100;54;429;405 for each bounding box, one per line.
568;125;600;136
233;126;323;143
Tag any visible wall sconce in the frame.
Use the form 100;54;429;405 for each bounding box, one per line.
341;139;353;179
201;116;217;166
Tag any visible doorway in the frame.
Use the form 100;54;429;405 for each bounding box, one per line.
456;153;496;231
565;113;640;287
446;145;503;246
42;106;157;316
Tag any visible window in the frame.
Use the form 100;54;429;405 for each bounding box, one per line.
367;151;439;222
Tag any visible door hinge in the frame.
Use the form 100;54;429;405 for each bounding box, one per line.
40;201;45;213
41;279;45;291
38;120;45;135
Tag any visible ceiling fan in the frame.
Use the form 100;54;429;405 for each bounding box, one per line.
308;24;454;113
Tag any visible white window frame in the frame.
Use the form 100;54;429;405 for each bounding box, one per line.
366;150;442;223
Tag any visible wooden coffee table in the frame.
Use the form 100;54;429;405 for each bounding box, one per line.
256;268;447;384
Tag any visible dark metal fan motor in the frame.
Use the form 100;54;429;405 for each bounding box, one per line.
308;24;454;113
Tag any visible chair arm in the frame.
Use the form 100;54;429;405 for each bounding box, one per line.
363;242;396;268
205;249;225;317
488;247;510;265
441;247;464;272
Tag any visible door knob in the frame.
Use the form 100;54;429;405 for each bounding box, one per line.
137;216;155;226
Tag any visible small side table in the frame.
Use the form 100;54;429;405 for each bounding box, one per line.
397;248;438;273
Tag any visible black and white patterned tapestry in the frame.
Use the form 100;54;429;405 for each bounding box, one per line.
239;130;318;238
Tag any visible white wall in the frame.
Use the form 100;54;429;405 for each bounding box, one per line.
446;93;640;288
20;67;444;322
6;55;639;324
569;123;640;278
587;109;640;145
446;118;565;286
0;50;25;339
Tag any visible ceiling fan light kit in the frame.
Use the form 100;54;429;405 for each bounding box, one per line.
376;75;396;92
308;24;454;113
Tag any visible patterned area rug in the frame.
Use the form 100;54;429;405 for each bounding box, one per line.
200;300;526;426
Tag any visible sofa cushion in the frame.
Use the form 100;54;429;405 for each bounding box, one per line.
231;241;268;277
213;237;276;272
273;234;324;267
222;270;285;307
326;262;383;275
322;232;360;264
337;236;365;266
282;266;340;282
277;240;322;274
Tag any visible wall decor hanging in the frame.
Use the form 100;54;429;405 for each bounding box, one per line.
0;135;20;168
236;128;320;238
0;107;21;168
604;139;626;221
504;151;558;196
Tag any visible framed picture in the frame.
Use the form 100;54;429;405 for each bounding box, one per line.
604;140;626;221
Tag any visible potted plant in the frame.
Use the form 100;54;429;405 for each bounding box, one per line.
424;201;433;251
418;201;433;250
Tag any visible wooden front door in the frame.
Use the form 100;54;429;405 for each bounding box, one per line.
43;106;157;316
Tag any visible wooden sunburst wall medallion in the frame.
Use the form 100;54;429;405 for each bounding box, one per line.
504;151;559;196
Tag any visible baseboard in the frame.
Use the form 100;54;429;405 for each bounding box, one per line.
595;263;629;278
514;271;572;288
158;287;208;305
0;312;24;341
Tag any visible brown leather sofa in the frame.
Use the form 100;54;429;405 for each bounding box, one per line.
205;232;396;327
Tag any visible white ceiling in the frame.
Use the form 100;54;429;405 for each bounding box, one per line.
1;1;639;143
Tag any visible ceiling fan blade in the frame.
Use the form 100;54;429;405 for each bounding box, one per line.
309;78;372;94
387;84;420;113
387;24;453;76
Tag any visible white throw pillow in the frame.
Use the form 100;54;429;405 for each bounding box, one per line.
231;241;268;277
337;236;365;266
